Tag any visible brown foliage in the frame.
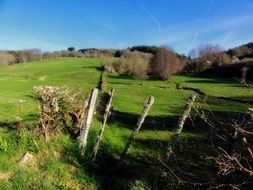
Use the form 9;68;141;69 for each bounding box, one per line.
0;51;15;66
193;97;253;187
197;44;231;67
14;49;42;63
149;47;182;80
230;46;252;59
102;50;150;82
185;44;231;73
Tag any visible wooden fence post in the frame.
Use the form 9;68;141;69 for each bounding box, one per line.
167;95;196;159
17;100;24;133
116;96;154;169
79;88;98;154
92;89;115;161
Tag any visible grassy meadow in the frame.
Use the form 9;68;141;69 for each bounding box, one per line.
0;58;102;121
0;58;251;189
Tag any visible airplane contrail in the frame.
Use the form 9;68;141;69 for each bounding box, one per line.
191;32;199;48
136;0;161;31
192;0;213;48
204;0;214;20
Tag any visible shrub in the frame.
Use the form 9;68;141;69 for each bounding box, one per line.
149;47;182;80
0;51;15;66
102;50;151;83
34;86;88;140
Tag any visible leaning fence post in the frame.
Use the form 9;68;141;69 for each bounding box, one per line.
92;89;115;161
116;96;154;169
167;95;196;159
17;100;24;133
79;88;98;154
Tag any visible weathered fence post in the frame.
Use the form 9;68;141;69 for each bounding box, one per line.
17;100;24;133
19;100;23;117
116;96;154;169
92;89;115;161
176;95;196;134
79;88;98;154
167;95;196;159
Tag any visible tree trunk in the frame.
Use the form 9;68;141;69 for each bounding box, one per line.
167;95;196;159
92;89;115;161
117;96;154;169
79;88;98;154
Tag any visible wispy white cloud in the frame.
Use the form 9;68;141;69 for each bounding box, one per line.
147;14;253;54
191;32;199;48
192;0;213;47
88;18;117;31
204;0;214;19
136;0;161;31
221;31;234;44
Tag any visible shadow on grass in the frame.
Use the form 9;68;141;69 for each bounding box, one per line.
108;109;218;132
82;66;103;72
184;79;240;84
61;132;150;190
109;110;179;131
107;73;166;82
66;133;219;189
42;108;253;189
107;74;133;80
0;121;17;130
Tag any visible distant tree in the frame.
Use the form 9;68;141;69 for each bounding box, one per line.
149;47;182;80
129;45;158;55
15;51;27;63
0;51;15;65
13;49;42;63
197;44;223;59
43;51;60;59
103;50;150;83
228;46;252;59
68;47;75;52
61;50;72;57
114;50;122;57
28;49;42;61
132;61;148;85
188;49;197;59
78;48;115;58
211;52;231;68
128;51;149;84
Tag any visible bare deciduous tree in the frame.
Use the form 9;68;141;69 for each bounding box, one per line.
149;47;182;80
197;44;223;58
0;51;15;66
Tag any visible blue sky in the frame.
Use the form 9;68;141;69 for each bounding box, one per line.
0;0;253;54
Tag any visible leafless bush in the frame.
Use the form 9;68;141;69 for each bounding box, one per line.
0;51;15;66
193;97;253;187
185;44;231;73
149;47;182;80
34;86;88;140
241;66;250;83
183;59;212;73
14;49;42;63
102;50;150;83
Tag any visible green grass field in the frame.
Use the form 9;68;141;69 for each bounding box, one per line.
0;58;101;121
0;58;251;189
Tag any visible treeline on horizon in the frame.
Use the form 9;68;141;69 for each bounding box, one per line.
1;42;253;80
